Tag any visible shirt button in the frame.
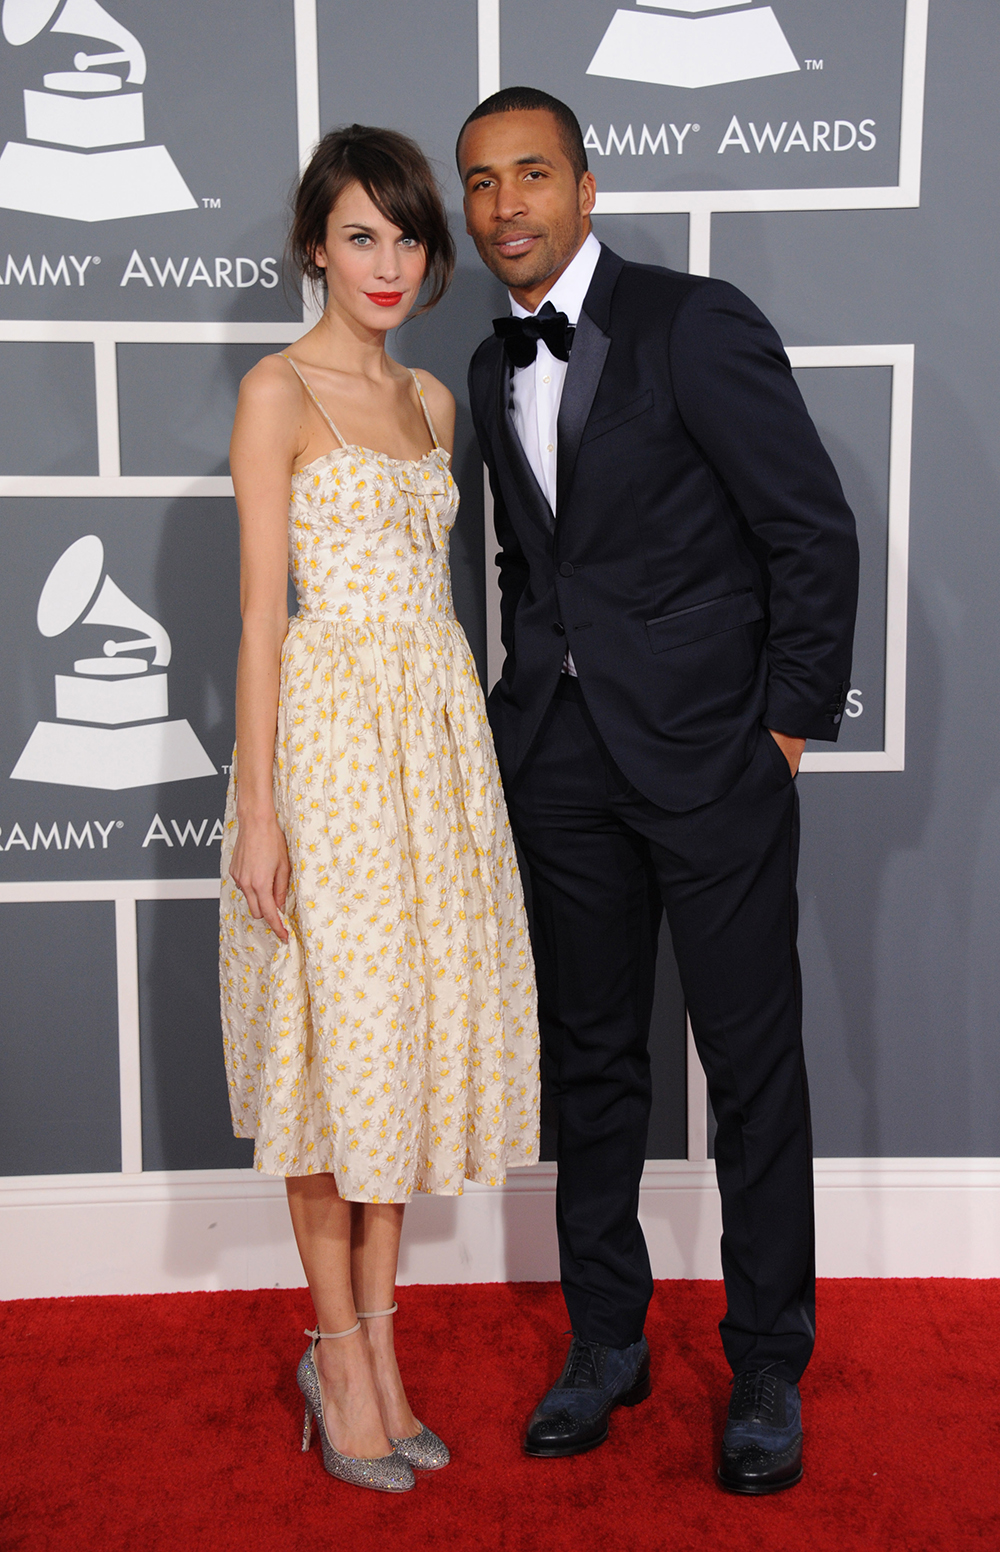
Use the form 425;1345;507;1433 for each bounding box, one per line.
559;561;575;577
542;375;551;384
546;443;554;452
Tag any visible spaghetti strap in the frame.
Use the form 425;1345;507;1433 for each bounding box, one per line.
281;353;347;449
409;368;440;449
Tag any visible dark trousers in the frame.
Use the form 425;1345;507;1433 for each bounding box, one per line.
505;676;815;1383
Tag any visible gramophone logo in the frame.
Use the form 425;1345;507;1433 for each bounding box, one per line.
11;534;216;790
587;0;799;90
0;0;197;222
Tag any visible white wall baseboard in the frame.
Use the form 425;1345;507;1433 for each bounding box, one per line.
2;1159;999;1300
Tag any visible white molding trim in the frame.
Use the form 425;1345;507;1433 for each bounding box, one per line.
114;897;143;1174
477;0;501;103
687;209;712;277
0;475;234;497
790;343;913;774
0;321;308;344
0;877;221;903
293;0;321;174
3;1158;999;1299
0;323;311;498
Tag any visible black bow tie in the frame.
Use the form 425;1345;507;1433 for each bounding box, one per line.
493;302;575;368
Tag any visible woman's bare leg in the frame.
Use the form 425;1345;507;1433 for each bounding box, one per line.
286;1176;392;1459
351;1203;419;1440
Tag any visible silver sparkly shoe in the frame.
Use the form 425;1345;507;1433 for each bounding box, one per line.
297;1326;415;1493
356;1302;451;1472
390;1423;450;1471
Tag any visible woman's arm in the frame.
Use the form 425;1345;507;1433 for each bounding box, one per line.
227;356;305;942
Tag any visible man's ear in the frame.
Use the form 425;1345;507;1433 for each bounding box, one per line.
580;171;597;218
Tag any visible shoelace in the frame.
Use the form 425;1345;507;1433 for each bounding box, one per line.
562;1336;604;1389
731;1363;780;1421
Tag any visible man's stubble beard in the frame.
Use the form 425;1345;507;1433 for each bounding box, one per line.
474;216;586;296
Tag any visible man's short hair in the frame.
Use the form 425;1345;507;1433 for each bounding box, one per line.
456;87;589;183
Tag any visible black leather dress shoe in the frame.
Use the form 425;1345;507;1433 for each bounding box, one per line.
717;1367;804;1494
524;1334;651;1458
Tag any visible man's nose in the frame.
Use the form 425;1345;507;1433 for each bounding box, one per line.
493;179;528;222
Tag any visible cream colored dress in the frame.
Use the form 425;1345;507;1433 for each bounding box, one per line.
219;358;539;1201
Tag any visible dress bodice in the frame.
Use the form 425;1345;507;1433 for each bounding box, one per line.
281;354;459;626
288;443;458;625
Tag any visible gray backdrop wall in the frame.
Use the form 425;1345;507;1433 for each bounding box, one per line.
1;0;998;1191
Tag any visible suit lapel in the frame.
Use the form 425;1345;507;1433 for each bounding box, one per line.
556;311;610;517
493;338;555;533
555;244;624;517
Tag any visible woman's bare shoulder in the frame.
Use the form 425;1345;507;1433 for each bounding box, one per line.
238;352;303;412
410;367;454;408
411;368;456;445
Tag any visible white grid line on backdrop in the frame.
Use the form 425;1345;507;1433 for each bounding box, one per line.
477;0;930;238
0;0;323;1190
0;2;913;1204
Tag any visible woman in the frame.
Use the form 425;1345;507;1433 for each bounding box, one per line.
219;125;539;1494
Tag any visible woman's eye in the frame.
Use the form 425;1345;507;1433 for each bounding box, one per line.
399;237;418;248
350;234;372;246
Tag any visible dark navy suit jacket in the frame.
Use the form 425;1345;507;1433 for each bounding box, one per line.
468;243;860;813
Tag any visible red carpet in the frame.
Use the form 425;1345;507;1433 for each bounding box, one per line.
2;1279;998;1552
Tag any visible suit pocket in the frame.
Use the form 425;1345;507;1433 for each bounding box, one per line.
645;589;764;654
580;389;654;445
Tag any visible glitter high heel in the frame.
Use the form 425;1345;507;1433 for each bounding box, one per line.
357;1303;451;1471
297;1324;415;1493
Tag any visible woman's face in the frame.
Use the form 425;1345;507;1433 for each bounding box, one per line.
314;180;427;330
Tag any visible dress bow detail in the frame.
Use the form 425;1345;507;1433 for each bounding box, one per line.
396;452;453;552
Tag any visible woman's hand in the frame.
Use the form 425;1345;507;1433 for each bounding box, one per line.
229;810;291;942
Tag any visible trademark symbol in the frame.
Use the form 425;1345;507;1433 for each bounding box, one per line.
692;124;700;132
220;764;231;774
805;58;823;70
92;255;100;263
202;197;222;209
116;819;124;827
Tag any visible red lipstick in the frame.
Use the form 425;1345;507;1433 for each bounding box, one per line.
367;291;404;307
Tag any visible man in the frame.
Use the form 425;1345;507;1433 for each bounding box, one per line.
458;87;858;1494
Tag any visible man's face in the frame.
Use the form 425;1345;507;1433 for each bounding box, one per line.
459;108;597;308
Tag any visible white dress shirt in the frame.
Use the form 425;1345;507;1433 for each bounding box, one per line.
508;230;602;676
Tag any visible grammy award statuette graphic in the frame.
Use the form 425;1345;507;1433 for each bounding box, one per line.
11;534;216;790
0;0;197;221
588;0;799;90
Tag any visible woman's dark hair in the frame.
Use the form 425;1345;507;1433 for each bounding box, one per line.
288;124;455;312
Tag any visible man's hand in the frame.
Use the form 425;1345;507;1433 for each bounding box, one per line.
768;729;806;778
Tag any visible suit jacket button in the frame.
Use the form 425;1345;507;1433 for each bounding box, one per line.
552;621;565;635
559;562;575;577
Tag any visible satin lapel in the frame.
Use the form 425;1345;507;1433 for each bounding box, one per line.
555;306;610;517
493;339;555;533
